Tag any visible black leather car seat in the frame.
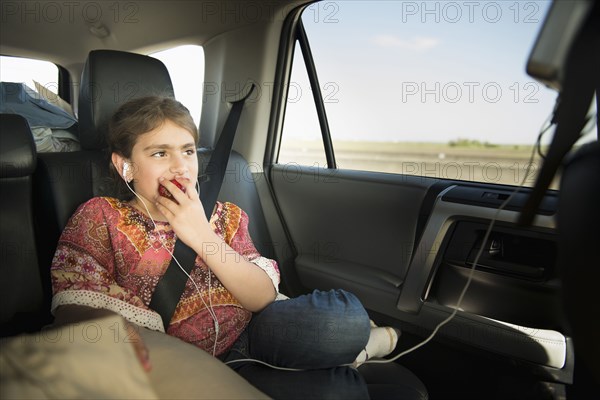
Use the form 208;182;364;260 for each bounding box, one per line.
557;140;600;384
0;114;52;336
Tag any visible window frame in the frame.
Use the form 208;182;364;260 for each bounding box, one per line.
294;21;337;169
269;9;337;170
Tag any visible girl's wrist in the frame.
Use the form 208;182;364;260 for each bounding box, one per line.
193;228;225;261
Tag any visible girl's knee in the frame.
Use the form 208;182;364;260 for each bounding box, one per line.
248;289;370;367
313;289;368;318
311;289;370;344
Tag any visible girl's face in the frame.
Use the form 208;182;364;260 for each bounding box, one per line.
122;119;198;219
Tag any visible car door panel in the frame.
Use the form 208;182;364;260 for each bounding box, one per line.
269;163;572;381
270;164;432;294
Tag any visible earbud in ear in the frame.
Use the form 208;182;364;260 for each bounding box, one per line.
122;162;132;183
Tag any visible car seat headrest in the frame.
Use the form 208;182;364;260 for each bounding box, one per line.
78;50;174;151
0;114;37;178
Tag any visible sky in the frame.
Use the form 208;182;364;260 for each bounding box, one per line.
284;0;562;145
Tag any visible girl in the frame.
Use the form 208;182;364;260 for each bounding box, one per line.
50;96;398;399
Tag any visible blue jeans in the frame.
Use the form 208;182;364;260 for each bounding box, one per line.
223;289;371;400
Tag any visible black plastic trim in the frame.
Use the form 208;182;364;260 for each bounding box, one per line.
296;22;336;169
57;64;71;103
442;185;558;215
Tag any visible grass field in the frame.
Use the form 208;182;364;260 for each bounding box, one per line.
278;139;560;189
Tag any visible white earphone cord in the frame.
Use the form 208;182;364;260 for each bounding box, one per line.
122;108;588;372
225;115;555;372
121;107;567;372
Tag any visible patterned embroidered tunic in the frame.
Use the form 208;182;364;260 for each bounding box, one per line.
51;197;280;356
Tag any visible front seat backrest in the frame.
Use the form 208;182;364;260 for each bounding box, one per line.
78;49;175;150
557;140;600;382
34;50;175;277
0;114;51;336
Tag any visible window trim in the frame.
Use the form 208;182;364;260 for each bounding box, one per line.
264;4;302;168
266;4;338;169
295;21;337;169
57;64;71;103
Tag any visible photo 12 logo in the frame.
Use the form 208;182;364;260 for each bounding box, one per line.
401;81;542;104
399;1;542;24
198;1;341;24
201;81;340;104
1;1;140;24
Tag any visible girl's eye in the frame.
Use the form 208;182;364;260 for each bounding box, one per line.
185;149;195;156
152;151;166;158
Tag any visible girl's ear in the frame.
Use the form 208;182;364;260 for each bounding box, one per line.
111;153;131;182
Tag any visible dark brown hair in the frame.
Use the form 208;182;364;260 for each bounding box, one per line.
108;96;198;157
107;96;198;198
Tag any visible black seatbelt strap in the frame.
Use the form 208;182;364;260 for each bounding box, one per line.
199;84;255;220
148;240;197;329
149;85;255;329
518;11;598;227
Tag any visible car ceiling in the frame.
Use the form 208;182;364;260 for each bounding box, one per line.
0;0;308;69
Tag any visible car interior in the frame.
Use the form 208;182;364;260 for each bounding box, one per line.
1;0;598;399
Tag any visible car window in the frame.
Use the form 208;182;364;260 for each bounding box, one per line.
1;47;206;126
150;45;204;126
278;1;570;188
0;55;74;117
0;55;59;94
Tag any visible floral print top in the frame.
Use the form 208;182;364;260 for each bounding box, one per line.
51;197;279;355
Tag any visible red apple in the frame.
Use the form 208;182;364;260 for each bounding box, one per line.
158;179;186;201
